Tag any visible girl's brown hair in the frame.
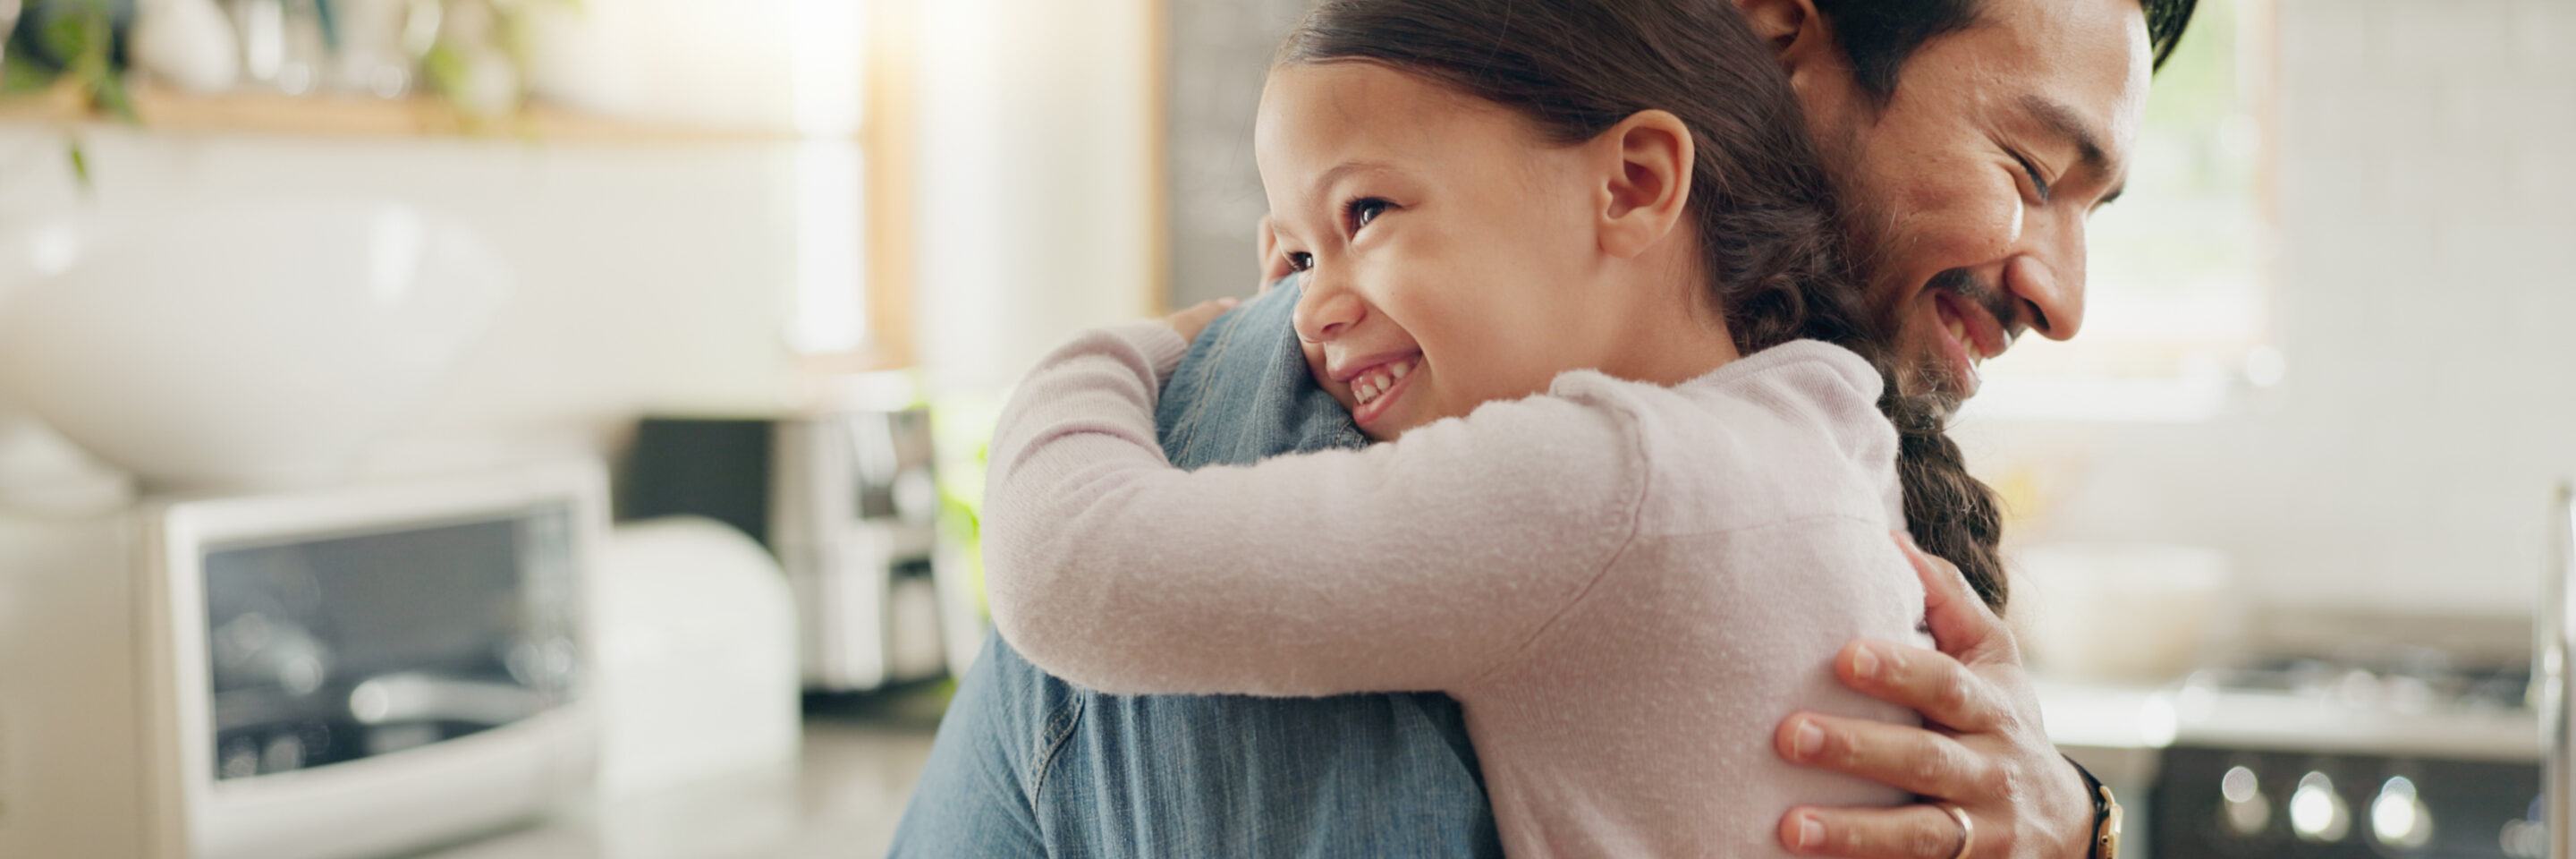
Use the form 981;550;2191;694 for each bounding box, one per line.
1283;0;2009;609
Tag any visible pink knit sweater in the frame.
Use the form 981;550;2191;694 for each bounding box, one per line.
986;322;1929;858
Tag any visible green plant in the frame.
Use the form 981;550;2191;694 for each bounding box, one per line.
2;0;134;185
414;0;580;128
0;0;583;180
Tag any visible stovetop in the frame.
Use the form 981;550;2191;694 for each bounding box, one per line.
2162;654;2539;761
2198;654;2531;715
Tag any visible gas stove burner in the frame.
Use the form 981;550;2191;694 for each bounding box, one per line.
2153;650;2544;858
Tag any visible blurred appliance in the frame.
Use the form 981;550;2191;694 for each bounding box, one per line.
593;516;800;800
2016;542;2232;682
622;409;966;693
2150;653;2544;858
2543;482;2572;859
0;462;605;859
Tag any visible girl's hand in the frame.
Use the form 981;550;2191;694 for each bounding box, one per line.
1772;535;2094;859
1163;298;1241;344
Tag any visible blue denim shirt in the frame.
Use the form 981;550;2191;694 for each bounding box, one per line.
889;282;1502;857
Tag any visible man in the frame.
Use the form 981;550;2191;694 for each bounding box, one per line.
892;0;2194;855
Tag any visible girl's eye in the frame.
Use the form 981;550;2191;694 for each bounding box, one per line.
1345;198;1393;233
1284;251;1315;272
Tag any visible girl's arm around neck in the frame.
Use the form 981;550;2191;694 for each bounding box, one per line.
984;322;1648;698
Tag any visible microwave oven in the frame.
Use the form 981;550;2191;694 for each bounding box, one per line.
0;462;605;859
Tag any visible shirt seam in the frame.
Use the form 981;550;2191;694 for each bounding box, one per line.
1460;403;1655;688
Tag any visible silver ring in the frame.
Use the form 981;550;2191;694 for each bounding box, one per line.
1942;804;1975;859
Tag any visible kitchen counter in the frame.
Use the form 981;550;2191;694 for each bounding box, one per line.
424;699;944;859
416;675;2543;859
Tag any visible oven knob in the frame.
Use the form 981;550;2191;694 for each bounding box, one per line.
2290;771;2351;843
2369;777;2433;849
2501;818;2546;859
218;736;261;780
2220;766;2270;836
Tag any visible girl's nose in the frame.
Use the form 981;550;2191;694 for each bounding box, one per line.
1292;274;1367;343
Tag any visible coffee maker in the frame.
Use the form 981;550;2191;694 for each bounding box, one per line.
622;407;969;693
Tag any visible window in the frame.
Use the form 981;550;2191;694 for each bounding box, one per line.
1962;0;2275;423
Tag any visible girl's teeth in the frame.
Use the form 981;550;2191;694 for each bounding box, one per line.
1353;358;1420;406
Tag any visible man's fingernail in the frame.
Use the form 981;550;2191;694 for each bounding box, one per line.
1852;645;1880;681
1796;813;1824;849
1794;720;1824;759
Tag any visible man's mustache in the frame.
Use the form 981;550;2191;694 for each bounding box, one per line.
1923;268;2024;346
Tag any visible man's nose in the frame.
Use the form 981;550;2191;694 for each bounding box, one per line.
1292;272;1366;343
2006;219;2088;342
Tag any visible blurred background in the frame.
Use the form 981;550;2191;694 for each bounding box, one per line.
0;0;2567;856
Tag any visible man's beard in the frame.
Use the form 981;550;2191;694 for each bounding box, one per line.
1893;268;2020;416
1818;125;2014;417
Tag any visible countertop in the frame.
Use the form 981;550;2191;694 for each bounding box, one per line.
422;694;945;859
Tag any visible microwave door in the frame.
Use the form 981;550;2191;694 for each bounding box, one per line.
2549;481;2572;859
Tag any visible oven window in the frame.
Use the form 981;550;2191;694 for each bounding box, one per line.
200;506;579;780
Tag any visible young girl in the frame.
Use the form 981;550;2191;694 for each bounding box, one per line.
982;0;2004;855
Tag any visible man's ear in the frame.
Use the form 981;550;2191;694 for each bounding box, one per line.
1733;0;1843;92
1596;109;1694;260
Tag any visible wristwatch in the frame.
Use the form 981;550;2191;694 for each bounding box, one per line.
2065;755;2122;859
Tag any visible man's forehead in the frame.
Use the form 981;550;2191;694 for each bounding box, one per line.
1954;0;2155;158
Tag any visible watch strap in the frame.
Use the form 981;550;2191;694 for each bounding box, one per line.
2063;754;2121;859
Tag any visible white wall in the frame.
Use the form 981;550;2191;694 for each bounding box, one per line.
1966;0;2576;616
911;0;1164;395
0;0;1163;482
0;129;809;477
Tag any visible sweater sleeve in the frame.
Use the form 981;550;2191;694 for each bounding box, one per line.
983;323;1648;698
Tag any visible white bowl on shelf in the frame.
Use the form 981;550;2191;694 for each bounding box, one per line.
2012;542;2233;683
0;198;513;492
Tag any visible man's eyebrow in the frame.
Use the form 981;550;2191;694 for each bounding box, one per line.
2020;95;2116;180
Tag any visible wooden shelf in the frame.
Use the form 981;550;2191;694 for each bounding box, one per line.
0;82;816;145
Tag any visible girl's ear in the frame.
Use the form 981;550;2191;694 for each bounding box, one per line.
1597;109;1696;259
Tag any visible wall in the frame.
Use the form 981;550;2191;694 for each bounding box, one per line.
0;128;809;478
1967;0;2576;616
1164;0;1315;308
911;0;1165;395
0;0;1163;483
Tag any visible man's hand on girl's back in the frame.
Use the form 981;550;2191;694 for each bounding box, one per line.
1771;536;2094;859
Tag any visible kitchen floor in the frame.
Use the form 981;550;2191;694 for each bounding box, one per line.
422;690;948;859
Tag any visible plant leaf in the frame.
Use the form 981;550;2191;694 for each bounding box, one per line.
66;136;90;191
2;50;61;94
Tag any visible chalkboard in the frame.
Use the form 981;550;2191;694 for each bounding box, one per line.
1165;0;1316;308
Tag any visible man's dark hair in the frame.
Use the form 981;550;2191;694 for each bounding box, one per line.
1814;0;2203;105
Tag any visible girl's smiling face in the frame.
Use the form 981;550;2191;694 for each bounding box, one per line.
1257;60;1727;440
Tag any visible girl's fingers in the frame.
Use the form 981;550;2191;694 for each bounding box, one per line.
1894;532;2017;666
1833;639;2009;734
1775;711;1996;800
1779;804;1979;859
1162;298;1241;343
